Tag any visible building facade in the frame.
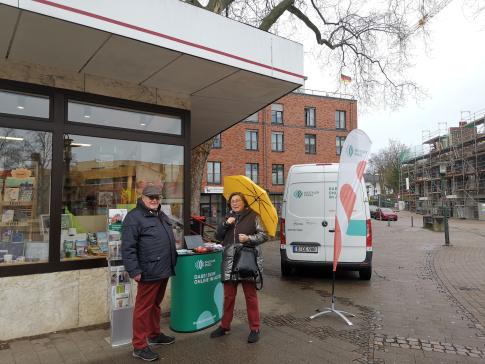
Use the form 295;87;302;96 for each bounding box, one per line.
200;90;358;226
400;114;485;219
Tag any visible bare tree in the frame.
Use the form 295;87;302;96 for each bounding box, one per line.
183;0;456;214
369;139;409;195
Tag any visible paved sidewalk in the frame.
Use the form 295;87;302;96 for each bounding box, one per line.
0;211;484;364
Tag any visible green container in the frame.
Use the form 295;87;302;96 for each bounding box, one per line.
170;251;223;332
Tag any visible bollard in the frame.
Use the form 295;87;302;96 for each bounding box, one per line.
387;219;390;227
411;216;414;227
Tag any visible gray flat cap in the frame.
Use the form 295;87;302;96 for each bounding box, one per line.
142;185;162;197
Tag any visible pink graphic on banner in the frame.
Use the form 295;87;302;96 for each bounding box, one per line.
333;130;372;272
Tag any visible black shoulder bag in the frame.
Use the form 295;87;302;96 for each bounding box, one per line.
231;245;263;290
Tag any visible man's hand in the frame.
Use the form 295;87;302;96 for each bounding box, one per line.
133;274;141;282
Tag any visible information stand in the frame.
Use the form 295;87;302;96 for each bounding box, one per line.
170;251;223;332
106;209;133;347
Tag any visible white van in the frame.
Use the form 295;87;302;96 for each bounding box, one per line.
280;163;373;280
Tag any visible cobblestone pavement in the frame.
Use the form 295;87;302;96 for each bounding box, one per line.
0;211;484;363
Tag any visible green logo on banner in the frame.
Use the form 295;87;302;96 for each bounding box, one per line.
195;260;204;270
348;144;354;157
293;190;303;198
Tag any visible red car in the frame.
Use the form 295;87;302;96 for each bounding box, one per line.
375;208;398;221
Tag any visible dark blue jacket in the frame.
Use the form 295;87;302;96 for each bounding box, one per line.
121;199;177;281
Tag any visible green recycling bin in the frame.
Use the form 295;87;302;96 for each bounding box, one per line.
170;251;223;332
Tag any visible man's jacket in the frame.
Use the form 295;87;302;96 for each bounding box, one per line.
121;199;177;281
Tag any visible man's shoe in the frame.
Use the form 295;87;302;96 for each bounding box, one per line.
132;346;159;361
247;330;260;343
210;326;230;338
148;332;175;346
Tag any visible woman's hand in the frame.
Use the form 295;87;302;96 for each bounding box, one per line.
238;234;249;243
226;217;236;225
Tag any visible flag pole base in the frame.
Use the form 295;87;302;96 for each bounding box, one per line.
309;301;354;326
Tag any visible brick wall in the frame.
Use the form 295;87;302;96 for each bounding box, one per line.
203;92;358;195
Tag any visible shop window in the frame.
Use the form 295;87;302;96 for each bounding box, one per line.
336;110;346;130
245;163;259;184
62;135;184;261
207;161;221;184
272;164;284;185
305;134;316;154
245;130;258;150
0;90;49;118
0;127;52;266
68;101;182;135
271;132;284;152
305;107;316;127
336;136;346;155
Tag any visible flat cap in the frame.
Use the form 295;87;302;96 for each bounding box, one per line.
142;185;162;197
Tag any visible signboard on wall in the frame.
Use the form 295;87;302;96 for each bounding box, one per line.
204;186;224;194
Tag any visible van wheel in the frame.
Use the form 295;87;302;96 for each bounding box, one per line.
281;259;292;276
359;266;372;280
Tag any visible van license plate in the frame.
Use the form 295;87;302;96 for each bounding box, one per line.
293;246;318;253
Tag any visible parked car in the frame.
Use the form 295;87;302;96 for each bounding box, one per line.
374;208;398;221
369;205;379;218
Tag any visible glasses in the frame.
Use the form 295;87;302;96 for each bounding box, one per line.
146;196;161;200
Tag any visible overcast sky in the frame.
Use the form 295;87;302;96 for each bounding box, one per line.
303;1;485;155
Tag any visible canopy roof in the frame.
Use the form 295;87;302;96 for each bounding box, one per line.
0;0;304;147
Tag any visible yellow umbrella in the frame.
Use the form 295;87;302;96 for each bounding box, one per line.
223;175;278;237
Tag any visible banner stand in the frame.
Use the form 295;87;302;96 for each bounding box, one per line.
309;271;354;325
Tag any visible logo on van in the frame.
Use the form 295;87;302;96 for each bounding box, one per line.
293;190;320;198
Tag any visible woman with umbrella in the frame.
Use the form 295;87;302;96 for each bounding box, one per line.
210;191;268;343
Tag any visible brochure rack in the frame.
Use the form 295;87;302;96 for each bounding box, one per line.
106;209;133;347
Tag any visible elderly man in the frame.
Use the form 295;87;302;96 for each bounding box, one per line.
121;185;177;361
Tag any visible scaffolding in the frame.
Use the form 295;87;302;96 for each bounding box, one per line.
400;110;485;219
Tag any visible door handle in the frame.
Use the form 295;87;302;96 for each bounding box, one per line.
329;229;335;233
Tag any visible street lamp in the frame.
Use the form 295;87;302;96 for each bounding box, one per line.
439;162;450;246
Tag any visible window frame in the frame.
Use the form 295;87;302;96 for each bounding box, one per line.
212;133;222;149
0;79;189;277
271;131;284;152
304;107;316;127
207;161;222;184
336;136;346;155
245;163;259;184
305;134;317;154
272;164;284;185
271;104;284;125
245;129;259;150
336;110;346;130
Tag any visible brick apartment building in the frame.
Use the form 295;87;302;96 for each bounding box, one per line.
200;89;358;225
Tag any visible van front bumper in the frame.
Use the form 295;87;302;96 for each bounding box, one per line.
280;249;372;270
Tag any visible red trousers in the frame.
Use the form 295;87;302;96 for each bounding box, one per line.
132;278;168;349
221;281;260;331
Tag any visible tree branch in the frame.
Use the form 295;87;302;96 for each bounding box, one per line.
205;0;236;14
185;0;203;8
259;0;295;31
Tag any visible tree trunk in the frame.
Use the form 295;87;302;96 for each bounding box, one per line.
190;138;214;215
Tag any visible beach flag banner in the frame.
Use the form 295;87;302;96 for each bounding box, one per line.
333;129;372;271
